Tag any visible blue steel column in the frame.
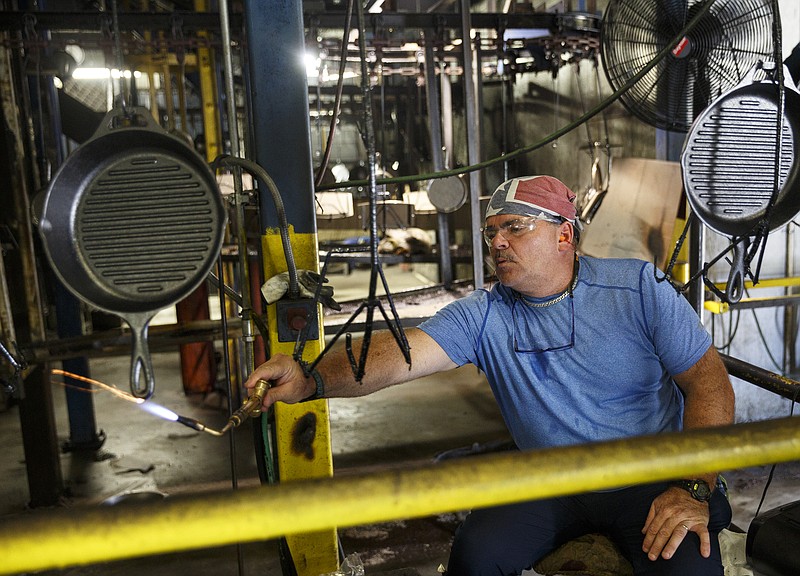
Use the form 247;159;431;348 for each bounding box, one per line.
55;285;103;451
245;1;316;232
46;75;103;452
243;2;338;575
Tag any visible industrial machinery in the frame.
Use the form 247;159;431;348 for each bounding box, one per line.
1;1;800;576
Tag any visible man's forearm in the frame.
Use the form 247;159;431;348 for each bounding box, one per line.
675;346;736;490
315;327;457;398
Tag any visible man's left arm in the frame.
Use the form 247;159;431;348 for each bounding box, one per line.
641;345;735;561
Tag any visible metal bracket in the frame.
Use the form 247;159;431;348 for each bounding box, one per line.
276;299;319;342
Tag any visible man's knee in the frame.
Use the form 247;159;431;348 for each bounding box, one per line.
627;531;724;576
446;507;565;576
447;515;519;576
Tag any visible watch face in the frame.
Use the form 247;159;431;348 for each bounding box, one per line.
691;480;712;501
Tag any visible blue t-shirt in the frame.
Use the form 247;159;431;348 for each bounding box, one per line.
419;256;711;450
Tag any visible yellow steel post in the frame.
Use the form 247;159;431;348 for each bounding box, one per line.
262;229;338;576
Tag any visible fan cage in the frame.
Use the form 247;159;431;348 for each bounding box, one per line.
601;0;775;132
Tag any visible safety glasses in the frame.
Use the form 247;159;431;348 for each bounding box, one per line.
481;215;561;246
512;296;575;354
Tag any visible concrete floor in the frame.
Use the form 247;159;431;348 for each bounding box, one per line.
3;266;800;576
1;351;506;576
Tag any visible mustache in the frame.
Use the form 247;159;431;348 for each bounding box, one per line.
493;250;516;263
487;250;515;274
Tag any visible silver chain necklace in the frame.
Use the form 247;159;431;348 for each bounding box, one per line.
516;258;580;308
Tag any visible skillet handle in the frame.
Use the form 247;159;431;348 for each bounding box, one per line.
93;106;160;139
725;238;749;305
126;315;155;400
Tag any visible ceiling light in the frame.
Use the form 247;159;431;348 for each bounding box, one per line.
71;68;141;80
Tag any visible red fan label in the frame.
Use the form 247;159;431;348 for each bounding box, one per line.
672;37;691;58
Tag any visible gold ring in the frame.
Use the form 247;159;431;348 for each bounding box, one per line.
681;523;690;531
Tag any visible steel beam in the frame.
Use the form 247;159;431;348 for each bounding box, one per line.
244;0;337;573
0;11;556;34
1;42;64;506
721;353;800;402
423;36;454;288
460;0;484;289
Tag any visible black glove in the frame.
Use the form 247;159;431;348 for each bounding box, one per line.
297;270;341;311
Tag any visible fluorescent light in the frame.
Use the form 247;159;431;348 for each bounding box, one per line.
305;52;321;77
71;67;141;80
72;67;111;79
368;0;384;13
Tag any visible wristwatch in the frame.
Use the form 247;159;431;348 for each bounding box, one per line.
672;479;712;502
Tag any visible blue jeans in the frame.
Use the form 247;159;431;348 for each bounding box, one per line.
446;481;732;576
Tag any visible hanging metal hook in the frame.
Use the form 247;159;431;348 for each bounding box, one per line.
296;0;412;384
110;0;128;113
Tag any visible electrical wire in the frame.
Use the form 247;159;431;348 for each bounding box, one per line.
749;0;786;283
754;388;798;520
712;309;741;353
211;155;300;300
314;0;355;190
750;308;784;373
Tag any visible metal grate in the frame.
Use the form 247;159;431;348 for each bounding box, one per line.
63;77;108;113
77;152;221;300
683;90;795;236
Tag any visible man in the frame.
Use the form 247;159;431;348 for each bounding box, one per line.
246;175;735;576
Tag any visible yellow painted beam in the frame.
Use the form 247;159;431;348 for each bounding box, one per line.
712;276;800;291
194;0;220;160
1;417;799;575
262;229;338;576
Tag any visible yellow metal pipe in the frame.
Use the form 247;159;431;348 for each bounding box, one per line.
1;417;799;575
713;276;800;291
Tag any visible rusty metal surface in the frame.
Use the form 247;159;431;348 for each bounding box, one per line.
18;319;243;363
721;353;800;401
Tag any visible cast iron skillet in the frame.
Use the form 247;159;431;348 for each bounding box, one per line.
40;107;226;399
682;64;800;303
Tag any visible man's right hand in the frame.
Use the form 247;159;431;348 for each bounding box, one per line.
244;354;316;410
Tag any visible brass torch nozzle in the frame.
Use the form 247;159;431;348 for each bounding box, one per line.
224;378;272;430
176;415;225;436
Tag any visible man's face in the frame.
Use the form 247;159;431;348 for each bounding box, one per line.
484;213;563;295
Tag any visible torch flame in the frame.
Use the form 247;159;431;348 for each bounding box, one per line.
138;402;179;421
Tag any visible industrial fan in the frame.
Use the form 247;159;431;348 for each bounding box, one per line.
600;0;774;132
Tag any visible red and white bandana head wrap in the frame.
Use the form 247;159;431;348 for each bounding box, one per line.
485;176;578;223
